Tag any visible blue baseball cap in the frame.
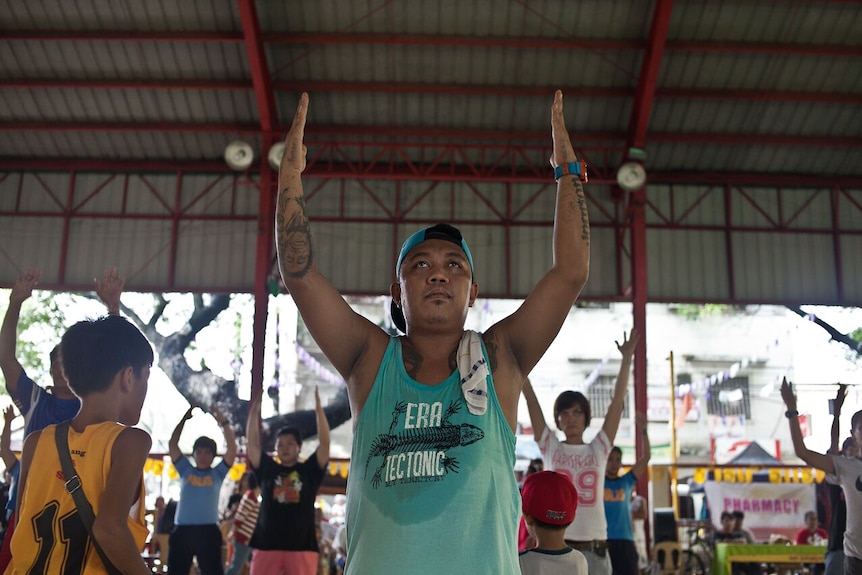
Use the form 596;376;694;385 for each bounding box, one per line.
391;223;474;333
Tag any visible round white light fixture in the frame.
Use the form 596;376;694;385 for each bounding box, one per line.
268;142;285;170
224;140;254;171
616;161;647;192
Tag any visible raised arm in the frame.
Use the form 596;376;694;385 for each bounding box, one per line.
314;386;330;470
275;94;386;404
92;427;153;575
829;384;847;454
521;378;548;443
486;91;590;389
0;269;40;396
212;404;236;467
94;266;124;316
781;378;834;473
602;329;639;444
1;405;18;471
246;393;262;469
630;412;651;479
168;406;193;463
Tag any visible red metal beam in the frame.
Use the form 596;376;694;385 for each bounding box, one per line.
5;29;859;58
627;0;675;150
238;0;278;132
2;78;857;106
2;158;861;189
3;122;860;150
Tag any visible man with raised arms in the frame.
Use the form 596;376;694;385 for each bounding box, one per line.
275;90;590;574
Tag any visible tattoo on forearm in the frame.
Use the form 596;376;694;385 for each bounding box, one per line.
276;191;314;279
572;178;590;243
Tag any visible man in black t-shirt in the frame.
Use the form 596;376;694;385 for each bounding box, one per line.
246;388;330;575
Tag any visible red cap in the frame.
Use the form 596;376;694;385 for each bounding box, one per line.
521;470;578;526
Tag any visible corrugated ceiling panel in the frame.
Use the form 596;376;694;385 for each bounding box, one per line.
311;221;397;295
841;236;862;302
671;0;861;45
2;0;238;31
0;130;257;162
174;220;257;290
180;174;259;217
443;222;507;298
839;189;862;229
661;51;860;93
63;219;174;286
277;91;630;133
269;0;652;37
645;185;726;227
508;225;619;299
581;226;622;299
270;43;641;89
16;172;69;212
647;229;729;301
732;232;837;302
647;142;862;177
0;88;258;125
0;41;249;82
0;216;66;281
651;99;861;139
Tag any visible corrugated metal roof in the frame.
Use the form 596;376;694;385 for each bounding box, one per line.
0;0;860;304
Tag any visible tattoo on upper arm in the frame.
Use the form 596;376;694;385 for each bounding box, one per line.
276;192;314;279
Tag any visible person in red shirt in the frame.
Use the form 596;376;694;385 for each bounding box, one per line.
796;510;829;546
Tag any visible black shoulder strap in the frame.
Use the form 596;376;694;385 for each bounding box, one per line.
54;421;124;575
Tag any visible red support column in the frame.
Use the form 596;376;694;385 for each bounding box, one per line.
630;187;650;549
250;136;276;403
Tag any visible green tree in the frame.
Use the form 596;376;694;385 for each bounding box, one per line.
0;290;69;391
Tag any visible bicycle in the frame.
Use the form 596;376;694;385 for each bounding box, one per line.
678;519;714;574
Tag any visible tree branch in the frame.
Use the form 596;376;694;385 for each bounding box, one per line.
787;305;862;355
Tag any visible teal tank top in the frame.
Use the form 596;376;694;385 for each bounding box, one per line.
345;336;520;574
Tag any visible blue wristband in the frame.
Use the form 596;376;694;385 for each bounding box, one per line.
553;161;587;182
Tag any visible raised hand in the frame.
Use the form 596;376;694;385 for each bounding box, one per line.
834;384;847;413
3;405;15;426
616;328;640;358
182;406;195;422
94;266;124;315
635;412;647;430
281;92;309;175
549;90;577;169
10;269;40;305
780;378;797;410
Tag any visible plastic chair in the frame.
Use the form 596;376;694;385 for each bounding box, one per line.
652;541;683;575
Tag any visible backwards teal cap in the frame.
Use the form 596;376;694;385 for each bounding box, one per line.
395;223;474;275
391;223;474;333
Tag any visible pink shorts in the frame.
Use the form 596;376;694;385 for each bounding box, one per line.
250;550;318;575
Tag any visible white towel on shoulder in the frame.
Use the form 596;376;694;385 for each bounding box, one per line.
458;330;488;415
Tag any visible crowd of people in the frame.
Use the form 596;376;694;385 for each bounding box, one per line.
0;88;858;575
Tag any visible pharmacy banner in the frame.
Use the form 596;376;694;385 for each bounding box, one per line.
704;480;815;540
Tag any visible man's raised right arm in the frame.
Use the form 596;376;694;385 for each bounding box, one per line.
0;269;40;396
275;93;384;383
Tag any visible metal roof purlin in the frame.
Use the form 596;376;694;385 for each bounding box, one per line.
238;0;277;133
